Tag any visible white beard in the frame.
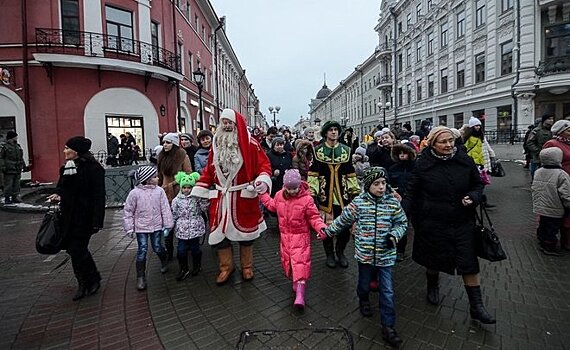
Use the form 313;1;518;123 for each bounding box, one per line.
215;128;241;177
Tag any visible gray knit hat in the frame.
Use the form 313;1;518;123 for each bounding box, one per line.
271;136;285;149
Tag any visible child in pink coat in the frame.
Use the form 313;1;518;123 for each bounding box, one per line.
259;169;327;310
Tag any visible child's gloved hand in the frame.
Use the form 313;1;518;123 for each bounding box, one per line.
386;234;398;249
126;231;135;239
255;181;268;194
162;228;171;237
316;228;329;240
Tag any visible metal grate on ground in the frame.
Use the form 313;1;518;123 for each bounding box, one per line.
236;328;354;350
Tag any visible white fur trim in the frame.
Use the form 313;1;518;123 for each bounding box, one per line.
190;185;210;198
221;109;236;123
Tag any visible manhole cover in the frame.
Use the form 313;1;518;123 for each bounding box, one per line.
236;328;353;350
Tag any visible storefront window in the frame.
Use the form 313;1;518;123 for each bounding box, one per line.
106;116;145;156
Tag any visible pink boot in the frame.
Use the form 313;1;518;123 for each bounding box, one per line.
294;281;306;310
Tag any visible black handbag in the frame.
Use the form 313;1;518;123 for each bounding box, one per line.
36;205;64;255
490;162;506;177
474;204;507;262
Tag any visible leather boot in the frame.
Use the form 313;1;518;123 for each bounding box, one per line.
561;228;570;251
382;326;403;347
176;255;189;282
191;251;202;276
216;247;235;285
240;245;254;281
83;254;101;296
4;196;12;204
164;235;174;261
465;285;496;324
426;271;440;305
359;299;373;317
71;258;87;301
157;252;169;274
323;238;337;268
136;261;147;291
293;281;306;310
336;236;349;268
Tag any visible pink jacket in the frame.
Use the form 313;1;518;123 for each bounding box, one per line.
260;182;326;282
123;184;174;234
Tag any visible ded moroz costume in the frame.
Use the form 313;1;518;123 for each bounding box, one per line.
191;109;272;284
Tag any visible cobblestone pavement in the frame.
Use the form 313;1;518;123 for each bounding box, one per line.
1;161;569;349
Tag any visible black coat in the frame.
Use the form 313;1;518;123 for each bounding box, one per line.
402;148;484;275
388;159;415;196
267;150;293;196
56;157;106;241
368;145;395;169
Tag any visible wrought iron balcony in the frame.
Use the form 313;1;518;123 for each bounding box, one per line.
536;55;570;76
376;40;393;56
376;75;392;89
35;28;181;74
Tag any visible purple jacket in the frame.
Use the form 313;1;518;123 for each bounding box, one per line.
171;193;209;240
123;184;174;234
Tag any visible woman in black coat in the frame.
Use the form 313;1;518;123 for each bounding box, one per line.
267;137;293;196
402;127;495;324
48;136;106;301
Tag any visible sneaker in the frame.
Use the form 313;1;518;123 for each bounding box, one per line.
541;246;562;256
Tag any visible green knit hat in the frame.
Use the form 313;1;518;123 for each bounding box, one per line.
175;171;201;188
320;120;342;138
362;167;388;191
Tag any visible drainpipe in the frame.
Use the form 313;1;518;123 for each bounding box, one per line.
21;0;34;166
171;1;182;132
238;69;246;113
214;17;225;121
389;7;398;124
356;66;364;131
510;0;521;144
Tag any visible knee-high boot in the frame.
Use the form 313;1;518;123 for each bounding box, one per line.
335;237;349;268
323;237;336;268
136;261;147;291
426;271;440;305
240;245;254;281
71;257;87;301
164;235;174;261
191;251;202;276
216;247;235;285
83;253;101;296
465;285;496;324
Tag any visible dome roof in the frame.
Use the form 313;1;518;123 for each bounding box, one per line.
316;84;331;99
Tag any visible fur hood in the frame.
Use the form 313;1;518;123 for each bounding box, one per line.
391;143;417;162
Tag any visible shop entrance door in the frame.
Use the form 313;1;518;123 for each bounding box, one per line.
106;116;145;160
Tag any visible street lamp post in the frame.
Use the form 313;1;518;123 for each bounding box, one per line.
378;101;392;128
193;67;205;131
314;117;321;127
268;106;280;127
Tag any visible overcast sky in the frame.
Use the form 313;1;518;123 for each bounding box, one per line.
210;0;380;128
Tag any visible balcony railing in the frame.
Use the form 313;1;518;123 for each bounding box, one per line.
376;75;392;89
376;40;394;53
35;28;181;74
536;55;570;76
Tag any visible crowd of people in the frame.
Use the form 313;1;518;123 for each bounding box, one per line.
37;108;570;349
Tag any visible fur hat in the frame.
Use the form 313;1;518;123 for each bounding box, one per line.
6;131;17;140
320;120;342;138
468;117;482;128
65;136;92;154
551;120;570;136
283;169;302;189
355;146;367;156
174;171;200;188
134;166;157;185
391;143;417;162
362;167;388;191
162;132;180;147
426;126;454;147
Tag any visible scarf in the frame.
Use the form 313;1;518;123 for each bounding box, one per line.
63;160;77;175
555;135;570;145
430;147;457;161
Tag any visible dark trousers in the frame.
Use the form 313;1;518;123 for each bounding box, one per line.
66;235;100;284
537;215;563;246
322;205;350;255
177;237;201;258
3;172;21;198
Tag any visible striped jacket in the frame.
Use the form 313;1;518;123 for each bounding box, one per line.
326;190;408;267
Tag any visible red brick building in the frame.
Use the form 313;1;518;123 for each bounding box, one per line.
0;0;256;181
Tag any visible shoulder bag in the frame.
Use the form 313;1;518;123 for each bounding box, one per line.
474;204;507;262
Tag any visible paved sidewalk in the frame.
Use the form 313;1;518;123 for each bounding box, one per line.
0;161;569;349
